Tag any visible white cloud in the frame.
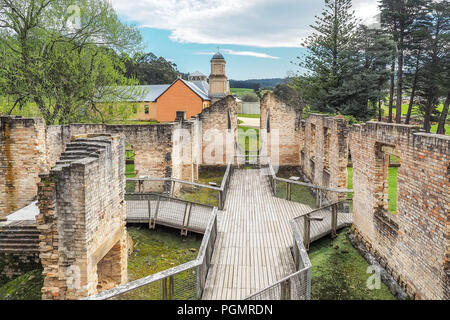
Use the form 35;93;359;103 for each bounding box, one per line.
196;49;280;59
110;0;381;48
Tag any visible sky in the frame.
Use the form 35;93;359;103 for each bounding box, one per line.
109;0;381;80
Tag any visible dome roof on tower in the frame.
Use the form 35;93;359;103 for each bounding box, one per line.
212;52;225;60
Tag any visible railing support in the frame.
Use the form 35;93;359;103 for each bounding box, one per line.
303;215;311;251
281;279;291;300
169;276;175;300
151;196;161;229
162;278;168;300
331;204;338;238
304;214;324;251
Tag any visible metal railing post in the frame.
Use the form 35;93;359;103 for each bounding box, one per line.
303;215;311;251
169;276;175;300
170;180;175;197
331;203;338;238
281;279;291;300
162;278;168;300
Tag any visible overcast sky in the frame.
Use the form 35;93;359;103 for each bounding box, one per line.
110;0;381;80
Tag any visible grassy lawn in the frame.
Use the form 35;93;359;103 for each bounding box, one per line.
275;167;317;208
124;226;202;300
230;88;256;97
180;167;226;207
238;126;260;154
430;124;450;135
309;228;396;300
238;114;260;118
388;167;398;214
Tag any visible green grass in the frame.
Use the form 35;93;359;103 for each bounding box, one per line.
230;88;256;97
0;270;44;300
275;167;317;207
238;114;260;118
430;124;450;135
388;167;398;214
347;167;354;200
309;228;396;300
180;167;226;207
124;226;202;300
238;126;260;154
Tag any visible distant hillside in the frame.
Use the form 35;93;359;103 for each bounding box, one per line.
230;78;286;90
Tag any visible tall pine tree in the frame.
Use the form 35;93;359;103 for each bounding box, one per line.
299;0;358;115
380;0;429;123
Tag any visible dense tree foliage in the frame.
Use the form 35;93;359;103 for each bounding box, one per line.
0;0;142;124
124;52;181;85
293;0;449;133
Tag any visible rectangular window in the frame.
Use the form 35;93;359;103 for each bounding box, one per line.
144;105;149;114
323;127;330;169
375;144;400;215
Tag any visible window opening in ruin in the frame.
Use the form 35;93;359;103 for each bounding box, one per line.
96;240;122;294
145;105;149;114
323;127;330;169
387;154;399;214
375;144;400;215
310;124;316;159
125;142;136;192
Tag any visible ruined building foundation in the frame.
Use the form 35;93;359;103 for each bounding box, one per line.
37;134;128;300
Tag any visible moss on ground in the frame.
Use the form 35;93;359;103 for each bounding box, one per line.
275;167;317;207
124;226;202;300
308;228;396;300
127;226;201;281
0;269;44;300
180;167;225;207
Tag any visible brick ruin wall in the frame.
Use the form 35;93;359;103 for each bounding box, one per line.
37;134;127;300
299;114;349;202
260;92;301;167
198;96;240;165
350;122;449;300
0;117;48;219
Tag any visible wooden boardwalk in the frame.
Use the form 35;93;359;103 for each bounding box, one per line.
202;168;352;300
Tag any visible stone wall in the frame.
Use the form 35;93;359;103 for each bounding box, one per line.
300;114;349;201
37;134;127;300
199;96;239;165
0;117;47;219
350;122;449;300
260;92;301;166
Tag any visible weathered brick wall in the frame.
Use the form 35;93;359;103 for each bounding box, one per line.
300;114;349;201
0;117;47;219
260;92;301;166
199;96;239;165
37;134;127;300
45;123;175;192
350;122;449;300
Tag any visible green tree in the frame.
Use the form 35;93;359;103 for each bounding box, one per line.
342;26;395;121
124;52;180;85
415;0;450;132
298;0;359;115
379;0;429;123
0;0;142;124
